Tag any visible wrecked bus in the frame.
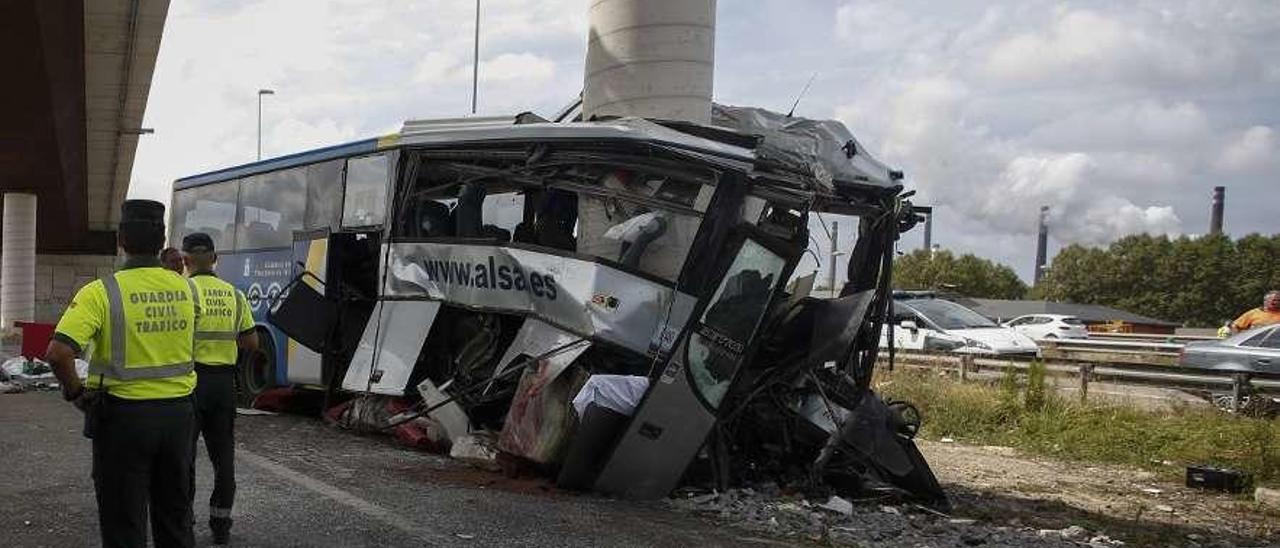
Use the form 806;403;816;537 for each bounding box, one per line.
168;103;943;504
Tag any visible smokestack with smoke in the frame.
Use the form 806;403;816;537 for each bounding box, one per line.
1034;205;1049;285
1209;186;1225;236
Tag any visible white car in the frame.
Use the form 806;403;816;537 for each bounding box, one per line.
881;296;1039;355
1002;314;1090;340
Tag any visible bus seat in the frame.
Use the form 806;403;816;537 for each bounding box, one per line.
512;222;536;244
455;182;486;237
480;225;510;242
536;223;576;251
416;200;451;237
615;213;668;268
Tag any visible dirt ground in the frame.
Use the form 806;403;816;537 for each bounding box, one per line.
919;440;1279;546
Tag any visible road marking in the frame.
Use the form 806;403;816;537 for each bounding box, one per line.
239;449;453;545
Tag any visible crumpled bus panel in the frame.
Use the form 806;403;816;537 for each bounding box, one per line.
342;300;441;395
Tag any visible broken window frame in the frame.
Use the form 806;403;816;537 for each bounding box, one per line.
385;151;717;284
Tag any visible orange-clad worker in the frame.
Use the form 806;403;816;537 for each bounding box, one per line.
1231;290;1280;333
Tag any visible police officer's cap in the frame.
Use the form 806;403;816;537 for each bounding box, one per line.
120;199;165;225
181;232;216;253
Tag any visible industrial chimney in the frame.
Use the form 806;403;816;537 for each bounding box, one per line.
1209;186;1225;236
1033;206;1049;285
583;0;716;123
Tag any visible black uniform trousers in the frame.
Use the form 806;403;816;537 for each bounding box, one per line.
92;394;196;548
192;364;237;520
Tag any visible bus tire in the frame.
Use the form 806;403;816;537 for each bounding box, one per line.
238;327;277;407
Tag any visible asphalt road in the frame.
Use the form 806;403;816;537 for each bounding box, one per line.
0;392;783;548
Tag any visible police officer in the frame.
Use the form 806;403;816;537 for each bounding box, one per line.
44;199;199;548
181;232;257;545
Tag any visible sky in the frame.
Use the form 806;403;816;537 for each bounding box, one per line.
130;0;1280;282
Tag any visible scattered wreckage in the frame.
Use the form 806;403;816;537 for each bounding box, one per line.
263;102;944;506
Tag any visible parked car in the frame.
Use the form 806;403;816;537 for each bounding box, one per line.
882;295;1038;355
1178;324;1280;374
1002;314;1089;340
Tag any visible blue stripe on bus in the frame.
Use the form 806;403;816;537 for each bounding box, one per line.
174;137;381;189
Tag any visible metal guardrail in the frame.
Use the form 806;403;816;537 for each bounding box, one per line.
880;350;1279;411
1037;338;1182;367
1087;332;1217;343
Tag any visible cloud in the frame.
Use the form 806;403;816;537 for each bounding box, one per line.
824;0;1279;280
979;8;1252;88
1216;126;1278;173
837;76;1181;250
479;53;556;84
992;153;1180;244
1026;100;1210;151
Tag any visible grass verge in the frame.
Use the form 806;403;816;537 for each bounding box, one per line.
877;364;1280;487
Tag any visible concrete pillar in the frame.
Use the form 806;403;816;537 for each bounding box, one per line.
1;193;38;327
583;0;716;123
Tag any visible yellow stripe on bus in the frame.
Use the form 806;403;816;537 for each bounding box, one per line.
376;133;400;149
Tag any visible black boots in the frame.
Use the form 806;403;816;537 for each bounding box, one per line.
210;517;232;545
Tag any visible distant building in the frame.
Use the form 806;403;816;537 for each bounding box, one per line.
950;297;1179;335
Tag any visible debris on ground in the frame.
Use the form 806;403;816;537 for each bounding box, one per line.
451;432;500;471
818;495;853;516
919;439;1278;546
393;416;451;454
1257;487;1280;511
666;488;1105;547
1185;465;1250;493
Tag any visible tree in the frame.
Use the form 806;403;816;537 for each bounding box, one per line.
893;249;1027;299
1034;233;1280;327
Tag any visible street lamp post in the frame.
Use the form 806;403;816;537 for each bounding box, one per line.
257;89;275;160
828;221;841;297
471;0;480;114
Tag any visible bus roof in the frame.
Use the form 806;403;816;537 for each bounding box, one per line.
174;137;383;189
174;110;902;195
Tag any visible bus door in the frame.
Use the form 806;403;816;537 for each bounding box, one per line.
594;231;794;498
324;230;384;392
278;229;382;390
284;230;331;386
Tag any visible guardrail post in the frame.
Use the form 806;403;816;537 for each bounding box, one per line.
1078;363;1092;402
1231;373;1251;413
959;355;972;382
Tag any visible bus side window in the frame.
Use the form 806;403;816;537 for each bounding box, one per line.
481;191;524;243
238;169;305;250
343;154;390;228
527;189;577;251
172;180;238;251
305;159;344;231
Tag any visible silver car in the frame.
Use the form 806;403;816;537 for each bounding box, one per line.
1179;325;1280;374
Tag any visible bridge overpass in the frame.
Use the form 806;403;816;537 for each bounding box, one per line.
0;0;168;324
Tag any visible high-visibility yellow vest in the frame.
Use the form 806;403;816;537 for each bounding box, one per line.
191;273;255;366
54;266;198;400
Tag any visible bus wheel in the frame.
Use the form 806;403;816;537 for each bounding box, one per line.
238;328;276;407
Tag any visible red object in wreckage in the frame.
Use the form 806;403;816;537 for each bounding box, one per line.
14;321;55;360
